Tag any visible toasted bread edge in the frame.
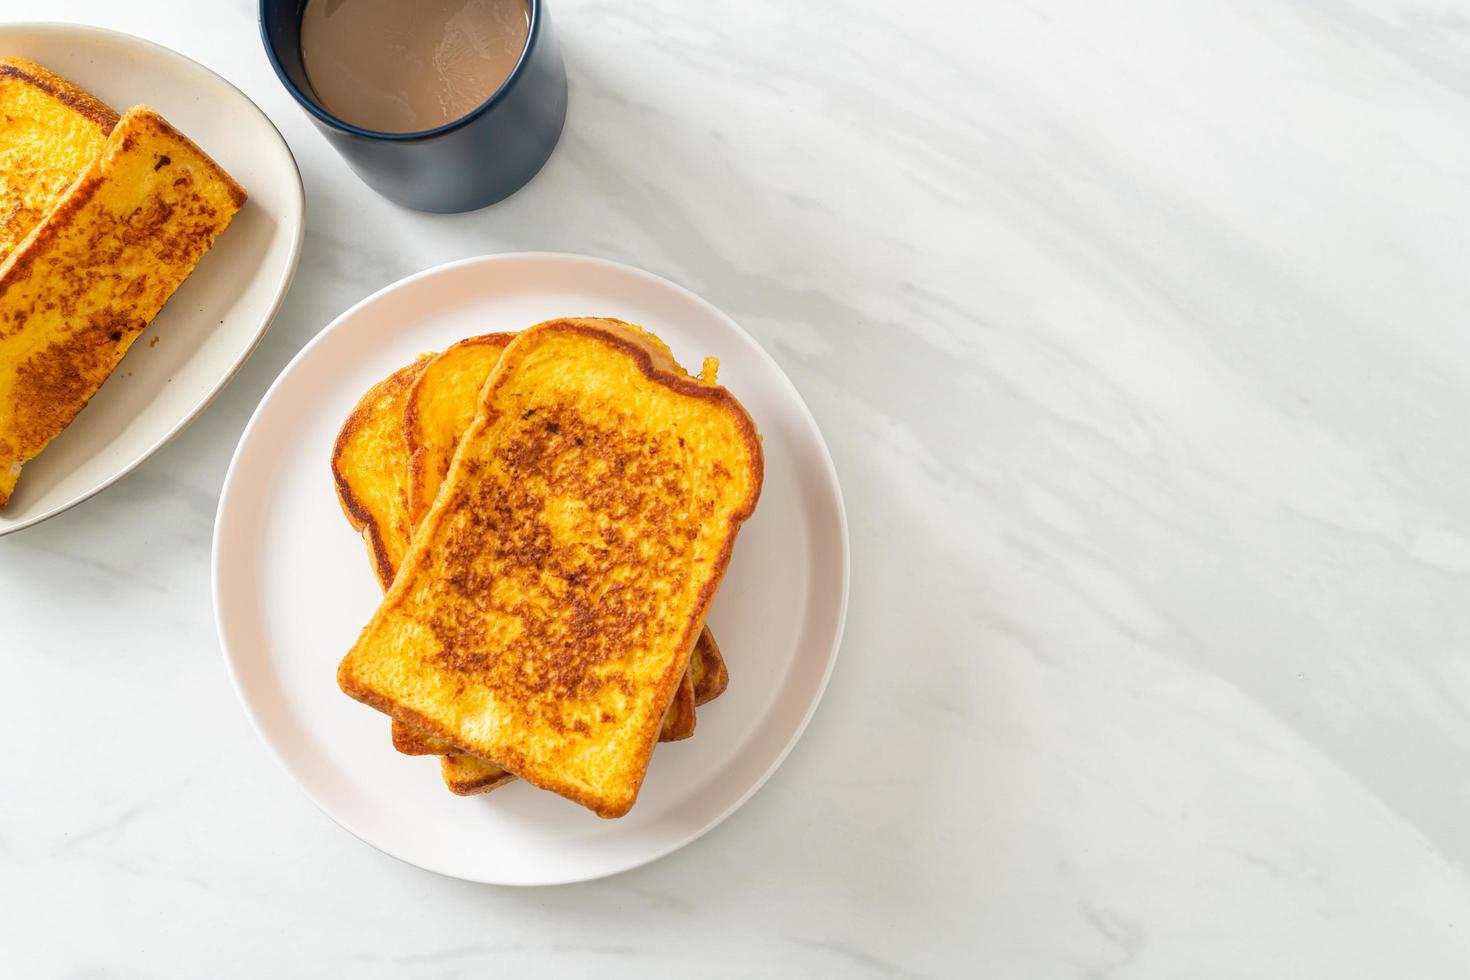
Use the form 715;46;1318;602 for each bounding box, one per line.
691;628;729;706
441;755;517;796
662;669;697;742
112;105;246;209
0;58;120;133
330;356;432;590
403;331;517;527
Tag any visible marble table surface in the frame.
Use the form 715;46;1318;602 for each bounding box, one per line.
4;0;1470;975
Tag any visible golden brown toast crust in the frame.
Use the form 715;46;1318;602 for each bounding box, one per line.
338;318;763;817
403;332;516;527
0;59;119;130
0;105;245;508
390;720;447;756
661;667;697;741
330;356;432;588
0;59;120;261
441;754;517;796
690;628;729;706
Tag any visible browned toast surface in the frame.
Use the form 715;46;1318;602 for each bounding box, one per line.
690;628;729;705
338;318;762;817
335;342;728;777
331;355;432;587
440;754;517;796
404;332;516;526
0;59;119;261
0;104;244;508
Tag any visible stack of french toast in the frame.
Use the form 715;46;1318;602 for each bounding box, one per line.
333;318;763;818
0;58;244;509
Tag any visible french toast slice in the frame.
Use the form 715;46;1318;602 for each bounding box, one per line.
404;332;516;528
338;318;762;817
0;104;245;509
0;59;119;262
331;355;434;588
333;345;728;796
393;329;727;757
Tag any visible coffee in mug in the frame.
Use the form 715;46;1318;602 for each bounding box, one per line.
300;0;530;134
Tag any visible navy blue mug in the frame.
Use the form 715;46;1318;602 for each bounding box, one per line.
259;0;567;213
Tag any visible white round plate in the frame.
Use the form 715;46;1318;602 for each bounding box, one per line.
213;254;848;885
0;23;303;534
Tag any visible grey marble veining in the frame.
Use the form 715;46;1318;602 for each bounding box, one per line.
3;0;1469;976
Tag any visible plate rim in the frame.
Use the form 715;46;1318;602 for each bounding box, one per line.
0;21;306;536
211;251;850;885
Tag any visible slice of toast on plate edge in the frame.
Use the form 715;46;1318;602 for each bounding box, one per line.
337;318;761;817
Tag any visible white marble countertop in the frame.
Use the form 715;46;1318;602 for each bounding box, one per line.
4;0;1470;975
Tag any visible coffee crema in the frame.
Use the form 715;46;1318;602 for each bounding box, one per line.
300;0;530;134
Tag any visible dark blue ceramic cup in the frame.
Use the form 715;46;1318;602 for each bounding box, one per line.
259;0;567;213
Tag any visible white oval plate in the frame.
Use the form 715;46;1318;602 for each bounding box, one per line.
0;23;303;534
213;254;849;885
